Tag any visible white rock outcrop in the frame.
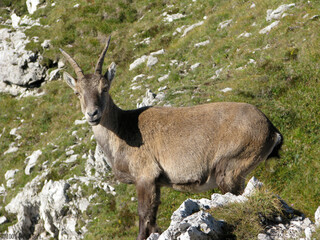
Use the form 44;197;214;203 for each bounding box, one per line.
5;172;48;238
26;0;41;14
4;145;115;239
0;28;46;95
266;4;295;21
39;180;70;238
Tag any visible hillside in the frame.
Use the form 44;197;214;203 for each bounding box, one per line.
0;0;319;239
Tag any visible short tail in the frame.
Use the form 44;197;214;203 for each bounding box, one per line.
267;132;283;159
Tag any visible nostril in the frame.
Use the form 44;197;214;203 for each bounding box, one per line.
87;109;98;117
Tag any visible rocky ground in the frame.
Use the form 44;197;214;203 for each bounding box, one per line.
3;144;115;239
148;178;320;240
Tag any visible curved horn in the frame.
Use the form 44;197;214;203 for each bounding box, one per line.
59;48;85;80
95;36;111;75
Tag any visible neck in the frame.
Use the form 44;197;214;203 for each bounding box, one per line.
99;94;122;133
93;94;145;148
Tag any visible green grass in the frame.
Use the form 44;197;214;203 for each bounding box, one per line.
1;0;320;238
208;187;286;239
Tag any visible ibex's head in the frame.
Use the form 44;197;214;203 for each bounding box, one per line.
60;36;116;126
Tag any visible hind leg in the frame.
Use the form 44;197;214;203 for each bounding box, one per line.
215;155;263;195
216;173;246;195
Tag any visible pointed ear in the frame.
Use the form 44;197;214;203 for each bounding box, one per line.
63;72;77;91
104;62;116;84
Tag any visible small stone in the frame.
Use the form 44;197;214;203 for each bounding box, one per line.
242;177;263;196
0;216;7;225
65;154;78;163
130;84;141;90
257;233;272;240
238;32;252;38
155;92;165;101
218;19;232;30
248;59;256;64
6;179;15;188
147;233;160;240
147;56;158;68
5;169;19;181
311;15;320;21
132;74;145;82
41;40;51;49
66;150;74;156
190;63;200;71
25;150;42;175
315;206;320;226
259;21;280;34
158;73;170;82
58;60;65;68
194;40;210;47
129;55;148;71
182;21;204;37
305;227;312;240
158;86;167;91
74;119;86;125
137;37;151;45
78;198;90;213
11;13;21;28
150;49;165;56
49;69;60;81
163;12;186;22
0;184;6;195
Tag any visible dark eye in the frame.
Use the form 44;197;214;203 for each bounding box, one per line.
75;92;80;97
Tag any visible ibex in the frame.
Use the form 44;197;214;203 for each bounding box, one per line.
60;36;283;240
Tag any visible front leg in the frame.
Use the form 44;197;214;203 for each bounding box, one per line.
136;178;161;240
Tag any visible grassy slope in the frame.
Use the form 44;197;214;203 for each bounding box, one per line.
0;0;319;238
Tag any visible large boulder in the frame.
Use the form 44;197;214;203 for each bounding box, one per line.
0;28;46;95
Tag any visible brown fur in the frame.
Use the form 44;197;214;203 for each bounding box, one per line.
60;39;283;240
